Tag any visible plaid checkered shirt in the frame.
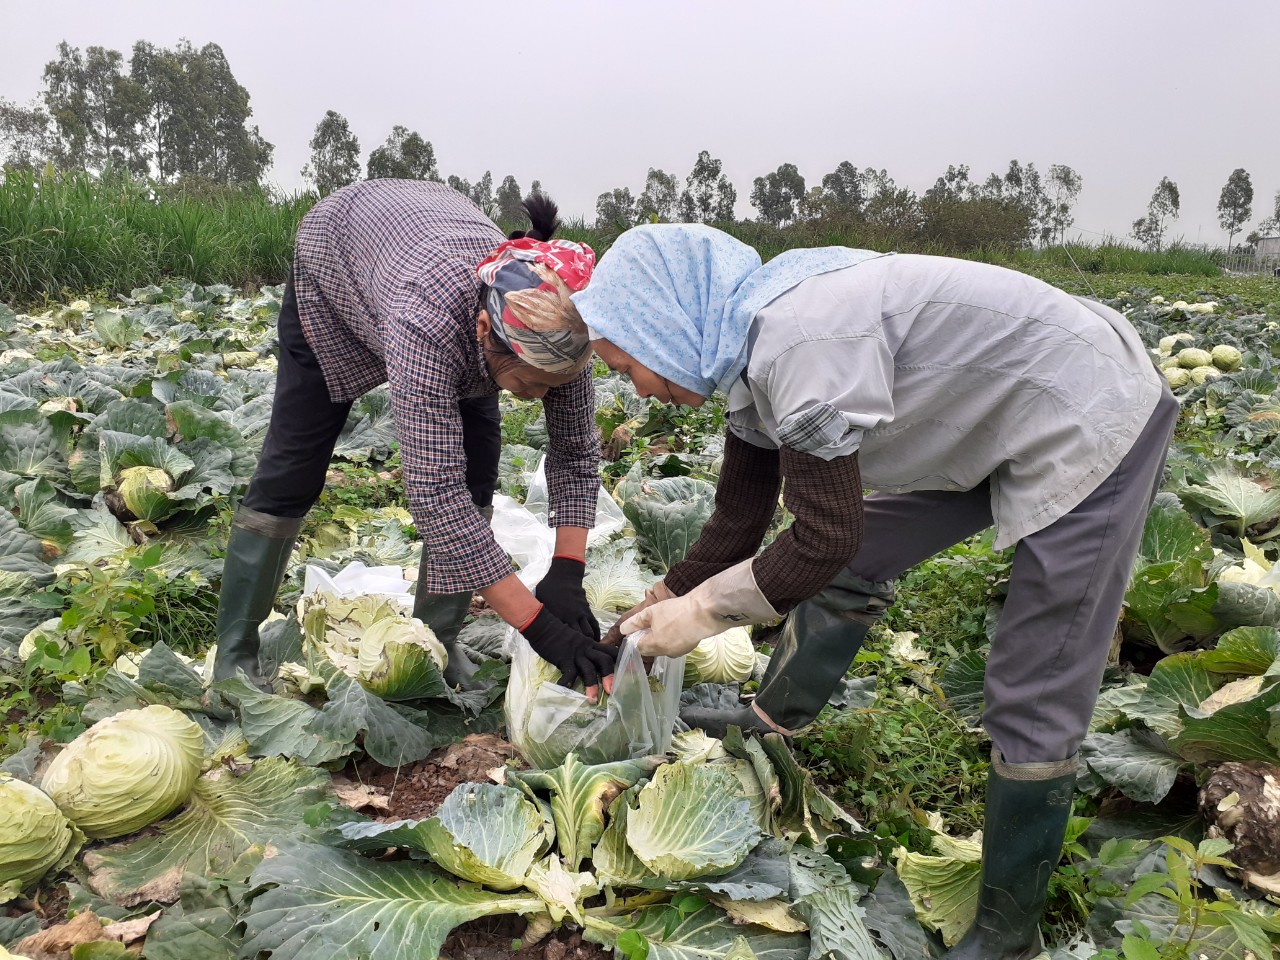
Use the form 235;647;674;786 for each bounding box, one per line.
291;180;600;593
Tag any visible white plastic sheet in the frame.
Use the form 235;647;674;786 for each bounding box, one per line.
490;456;626;588
302;560;413;611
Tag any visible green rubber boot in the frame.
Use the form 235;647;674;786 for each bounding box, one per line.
679;572;893;738
212;506;303;689
413;589;478;688
942;750;1077;960
412;505;492;689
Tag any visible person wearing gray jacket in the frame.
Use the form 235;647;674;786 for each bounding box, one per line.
573;224;1177;960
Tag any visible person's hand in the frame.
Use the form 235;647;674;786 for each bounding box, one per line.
521;606;617;696
621;559;778;658
602;580;675;647
535;556;600;642
619;593;718;657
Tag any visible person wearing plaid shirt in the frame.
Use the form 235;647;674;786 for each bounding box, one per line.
212;180;617;697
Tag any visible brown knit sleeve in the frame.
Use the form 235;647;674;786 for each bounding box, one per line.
664;430;782;596
751;447;864;614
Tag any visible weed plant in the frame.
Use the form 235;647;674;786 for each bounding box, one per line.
795;535;1011;843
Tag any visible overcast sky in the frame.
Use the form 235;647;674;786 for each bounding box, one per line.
4;0;1277;246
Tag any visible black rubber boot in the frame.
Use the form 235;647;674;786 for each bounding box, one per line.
942;750;1077;959
413;589;479;688
411;505;491;689
679;572;893;738
212;506;303;689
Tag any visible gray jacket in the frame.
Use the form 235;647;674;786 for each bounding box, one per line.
726;254;1162;549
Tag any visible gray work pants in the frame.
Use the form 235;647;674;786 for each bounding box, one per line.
843;388;1179;763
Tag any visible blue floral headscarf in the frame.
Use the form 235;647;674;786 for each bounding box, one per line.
571;224;885;396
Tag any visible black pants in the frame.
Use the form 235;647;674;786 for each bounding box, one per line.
241;276;501;518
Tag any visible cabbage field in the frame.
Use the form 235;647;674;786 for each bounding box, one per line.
3;275;1280;959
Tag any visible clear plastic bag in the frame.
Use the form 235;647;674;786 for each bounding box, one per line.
489;495;557;587
505;621;685;769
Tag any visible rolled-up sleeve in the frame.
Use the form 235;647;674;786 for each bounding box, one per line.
766;336;895;461
540;365;600;529
385;308;514;593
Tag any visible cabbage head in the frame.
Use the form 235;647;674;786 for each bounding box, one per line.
894;829;983;946
117;465;176;522
41;705;205;839
1159;333;1195;356
1211;344;1243;372
18;617;70;661
1189;365;1223;386
1162;367;1191;390
298;590;406;649
684;627;756;686
1;775;79;902
221;351;260;369
1177;347;1214;369
300;591;447;700
355;615;448;700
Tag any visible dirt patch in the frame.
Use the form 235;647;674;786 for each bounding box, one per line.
348;737;608;958
440;916;610;960
354;733;525;821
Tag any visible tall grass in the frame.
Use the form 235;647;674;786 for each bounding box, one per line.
570;216;1225;277
1006;241;1222;277
0;170;1227;305
0;170;312;304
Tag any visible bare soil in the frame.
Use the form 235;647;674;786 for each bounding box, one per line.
353;733;526;821
441;916;610;960
351;735;611;958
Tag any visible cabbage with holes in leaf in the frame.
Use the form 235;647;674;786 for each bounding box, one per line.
41;705;205;839
0;775;80;903
297;590;406;648
894;827;983;946
684;627;756;686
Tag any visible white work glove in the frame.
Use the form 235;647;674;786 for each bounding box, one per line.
620;559;779;657
602;580;674;646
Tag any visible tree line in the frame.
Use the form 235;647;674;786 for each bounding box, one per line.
2;39;1277;252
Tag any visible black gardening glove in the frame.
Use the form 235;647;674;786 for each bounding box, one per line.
521;607;617;690
535;556;601;642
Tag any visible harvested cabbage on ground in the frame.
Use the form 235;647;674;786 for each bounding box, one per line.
40;705;205;839
0;775;81;903
298;589;448;701
684;626;756;686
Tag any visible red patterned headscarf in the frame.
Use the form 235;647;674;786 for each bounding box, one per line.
475;238;596;374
